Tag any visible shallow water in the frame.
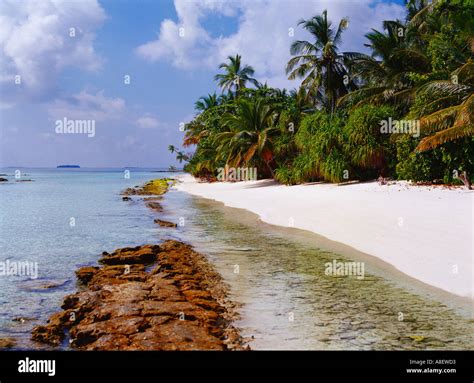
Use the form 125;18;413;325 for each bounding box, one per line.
0;170;472;350
0;168;167;349
162;188;474;350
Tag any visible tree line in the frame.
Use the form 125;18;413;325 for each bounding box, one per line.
170;0;473;188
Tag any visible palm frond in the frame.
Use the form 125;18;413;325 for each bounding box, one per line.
417;124;474;151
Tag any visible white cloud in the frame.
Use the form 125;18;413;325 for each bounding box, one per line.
136;114;160;129
136;0;239;68
0;0;106;105
136;0;406;89
48;90;125;121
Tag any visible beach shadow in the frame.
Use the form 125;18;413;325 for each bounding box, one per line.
242;179;279;189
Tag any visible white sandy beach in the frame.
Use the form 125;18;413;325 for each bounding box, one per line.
175;174;473;299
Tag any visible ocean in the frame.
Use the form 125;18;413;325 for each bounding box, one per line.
0;168;168;348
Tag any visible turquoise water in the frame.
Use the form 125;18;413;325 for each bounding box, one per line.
1;169;473;350
0;168;169;348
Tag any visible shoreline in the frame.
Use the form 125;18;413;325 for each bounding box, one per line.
175;174;473;299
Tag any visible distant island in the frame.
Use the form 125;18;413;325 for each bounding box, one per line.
57;165;80;168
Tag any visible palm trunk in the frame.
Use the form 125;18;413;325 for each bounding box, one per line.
264;160;274;179
458;171;472;190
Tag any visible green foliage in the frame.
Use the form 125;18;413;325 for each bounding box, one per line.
427;24;468;73
286;10;355;113
274;166;296;185
293;112;349;183
395;135;474;183
179;4;474;187
395;135;443;181
344;105;396;176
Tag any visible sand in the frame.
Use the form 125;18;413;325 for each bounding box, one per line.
175;174;473;299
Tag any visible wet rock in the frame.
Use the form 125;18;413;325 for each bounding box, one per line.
0;338;16;349
146;201;163;212
99;245;159;265
18;279;70;292
122;179;173;196
12;316;36;323
154;219;177;228
76;267;99;284
122;196;132;201
144;196;162;201
32;241;245;350
32;311;72;346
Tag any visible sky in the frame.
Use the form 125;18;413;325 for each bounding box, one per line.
0;0;407;168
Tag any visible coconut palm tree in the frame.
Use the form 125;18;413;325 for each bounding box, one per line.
216;98;277;177
176;151;189;163
215;54;258;95
416;62;474;152
194;93;219;112
338;20;431;110
286;10;354;113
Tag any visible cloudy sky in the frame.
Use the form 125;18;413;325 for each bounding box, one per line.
0;0;406;168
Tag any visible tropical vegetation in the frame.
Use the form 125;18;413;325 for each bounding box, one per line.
169;0;473;188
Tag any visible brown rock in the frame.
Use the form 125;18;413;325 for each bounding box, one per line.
76;266;99;285
99;245;159;265
146;201;163;212
32;240;246;350
0;338;16;349
154;219;177;228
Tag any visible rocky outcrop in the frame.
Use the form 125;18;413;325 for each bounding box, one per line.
99;245;159;265
32;241;244;350
122;179;173;196
154;219;177;228
146;200;163;212
0;338;16;349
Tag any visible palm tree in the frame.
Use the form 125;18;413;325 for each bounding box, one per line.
194;93;219;112
416;62;474;151
176;151;189;163
215;54;258;95
338;20;430;110
289;87;316;113
286;10;354;113
168;145;176;153
216;98;277;177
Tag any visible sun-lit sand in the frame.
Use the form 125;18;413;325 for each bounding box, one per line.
175;174;473;299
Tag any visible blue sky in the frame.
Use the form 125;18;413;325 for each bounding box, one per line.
0;0;407;168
